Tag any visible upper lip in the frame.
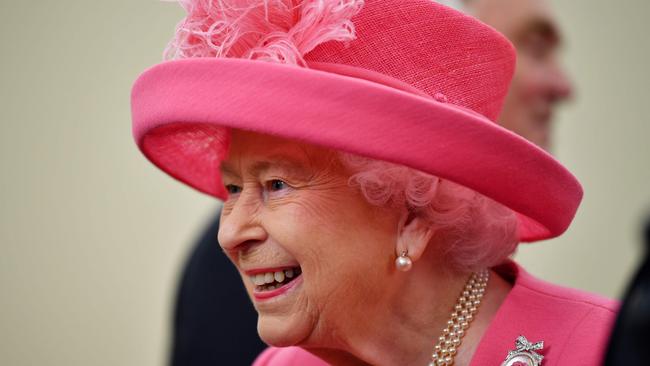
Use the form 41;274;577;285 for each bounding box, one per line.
243;265;300;276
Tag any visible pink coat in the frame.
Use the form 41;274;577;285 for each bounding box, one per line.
253;261;618;365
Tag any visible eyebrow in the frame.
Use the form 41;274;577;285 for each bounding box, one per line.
220;155;311;179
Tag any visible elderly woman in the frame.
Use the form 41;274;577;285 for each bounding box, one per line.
131;0;617;365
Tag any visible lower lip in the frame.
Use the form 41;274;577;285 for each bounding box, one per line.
253;275;303;301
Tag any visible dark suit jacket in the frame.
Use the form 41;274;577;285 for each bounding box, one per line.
605;217;650;365
171;211;266;366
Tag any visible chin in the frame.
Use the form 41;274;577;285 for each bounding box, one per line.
257;312;313;347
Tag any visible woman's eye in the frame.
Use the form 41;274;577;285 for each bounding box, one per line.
266;179;288;192
225;184;242;195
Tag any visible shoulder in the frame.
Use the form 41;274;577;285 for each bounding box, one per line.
252;347;328;366
472;262;620;365
512;264;619;363
495;261;618;317
514;263;619;313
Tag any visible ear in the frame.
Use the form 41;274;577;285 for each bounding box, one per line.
396;211;435;262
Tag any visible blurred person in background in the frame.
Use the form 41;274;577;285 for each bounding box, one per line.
454;0;574;151
170;1;575;365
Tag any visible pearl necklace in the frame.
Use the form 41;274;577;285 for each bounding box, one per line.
429;270;489;366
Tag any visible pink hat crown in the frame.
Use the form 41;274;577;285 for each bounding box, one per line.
163;0;515;121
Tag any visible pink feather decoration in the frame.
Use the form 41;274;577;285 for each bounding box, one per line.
163;0;365;66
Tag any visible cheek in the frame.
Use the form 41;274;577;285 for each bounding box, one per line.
273;189;395;260
265;190;398;307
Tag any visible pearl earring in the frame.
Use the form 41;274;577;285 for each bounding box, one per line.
395;250;413;272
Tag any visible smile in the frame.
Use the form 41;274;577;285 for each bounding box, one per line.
247;266;303;300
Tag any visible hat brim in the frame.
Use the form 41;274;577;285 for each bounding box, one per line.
131;58;582;242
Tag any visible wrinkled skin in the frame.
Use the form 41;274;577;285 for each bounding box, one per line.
217;130;405;348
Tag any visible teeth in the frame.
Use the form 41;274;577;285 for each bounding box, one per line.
254;274;266;286
250;268;300;288
274;271;285;283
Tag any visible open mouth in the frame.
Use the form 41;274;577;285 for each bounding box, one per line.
250;267;302;292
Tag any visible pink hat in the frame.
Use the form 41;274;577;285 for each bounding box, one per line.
131;0;582;242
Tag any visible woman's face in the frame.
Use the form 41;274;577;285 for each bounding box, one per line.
218;130;402;347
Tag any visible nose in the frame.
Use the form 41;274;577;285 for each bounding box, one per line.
550;63;574;102
218;195;267;252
